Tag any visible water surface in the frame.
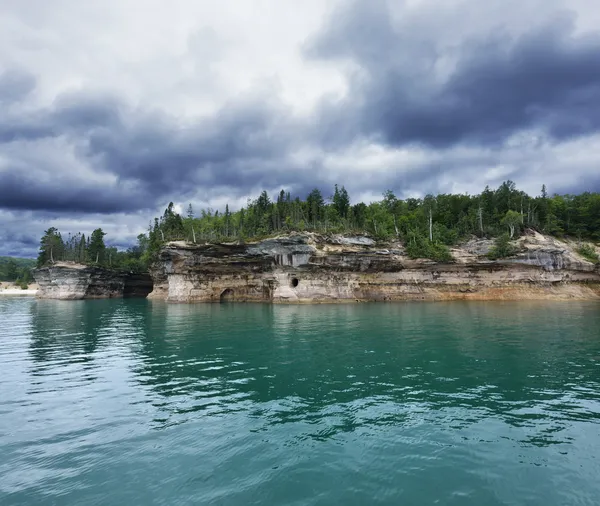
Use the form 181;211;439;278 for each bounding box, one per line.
1;298;599;505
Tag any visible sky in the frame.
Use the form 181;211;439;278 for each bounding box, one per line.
1;0;600;257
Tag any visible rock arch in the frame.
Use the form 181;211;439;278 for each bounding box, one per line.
220;288;235;302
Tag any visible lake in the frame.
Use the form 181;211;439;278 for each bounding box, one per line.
1;297;599;505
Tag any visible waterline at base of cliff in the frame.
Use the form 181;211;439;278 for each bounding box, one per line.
33;231;600;302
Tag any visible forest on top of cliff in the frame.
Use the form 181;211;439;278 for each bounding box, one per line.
36;181;600;269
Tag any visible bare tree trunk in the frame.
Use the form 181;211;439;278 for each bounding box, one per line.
96;252;99;264
477;206;483;235
192;225;196;244
160;229;165;241
393;215;399;237
520;196;524;224
50;247;54;264
429;208;433;242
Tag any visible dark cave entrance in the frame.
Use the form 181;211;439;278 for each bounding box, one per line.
220;288;235;302
290;278;299;288
123;273;154;298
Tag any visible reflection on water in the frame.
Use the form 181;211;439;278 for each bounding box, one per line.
1;298;600;505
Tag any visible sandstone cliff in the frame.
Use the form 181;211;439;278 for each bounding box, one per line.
33;263;153;300
148;231;600;303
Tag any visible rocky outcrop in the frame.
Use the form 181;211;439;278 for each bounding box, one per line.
33;263;153;300
148;232;600;303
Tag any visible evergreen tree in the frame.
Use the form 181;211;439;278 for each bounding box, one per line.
88;228;107;264
333;184;350;219
79;234;87;263
37;227;65;267
306;188;325;226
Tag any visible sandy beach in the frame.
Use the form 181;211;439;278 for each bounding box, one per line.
0;289;39;296
0;282;39;296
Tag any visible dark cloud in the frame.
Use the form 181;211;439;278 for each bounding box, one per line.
0;83;311;213
307;0;600;148
552;172;600;195
0;171;151;213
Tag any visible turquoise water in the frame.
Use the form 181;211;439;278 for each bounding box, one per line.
1;298;600;505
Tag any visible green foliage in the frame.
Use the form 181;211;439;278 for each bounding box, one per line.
488;234;516;259
501;210;522;238
35;228;149;273
332;184;350;219
35;181;600;267
0;257;35;282
37;227;65;267
88;229;106;264
405;233;453;262
577;243;599;264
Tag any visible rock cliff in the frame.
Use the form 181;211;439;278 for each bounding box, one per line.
148;231;600;303
34;263;153;300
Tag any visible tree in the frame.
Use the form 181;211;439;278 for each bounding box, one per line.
501;210;522;239
78;234;87;263
162;202;185;240
306;188;325;226
88;228;106;264
5;260;18;281
224;204;231;237
423;194;436;242
332;184;350;219
37;227;64;267
488;233;516;259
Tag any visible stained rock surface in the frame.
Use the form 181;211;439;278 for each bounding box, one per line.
34;263;153;300
148;232;600;303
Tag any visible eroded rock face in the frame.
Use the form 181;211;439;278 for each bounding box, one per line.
148;232;600;303
34;263;153;299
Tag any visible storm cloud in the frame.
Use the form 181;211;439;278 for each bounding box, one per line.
1;0;600;256
308;0;600;147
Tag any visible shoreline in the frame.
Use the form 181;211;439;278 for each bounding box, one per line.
0;289;39;296
154;284;600;304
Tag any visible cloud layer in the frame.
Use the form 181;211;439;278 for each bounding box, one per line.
1;0;600;256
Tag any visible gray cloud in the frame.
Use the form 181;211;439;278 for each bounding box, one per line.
307;0;600;148
0;68;36;104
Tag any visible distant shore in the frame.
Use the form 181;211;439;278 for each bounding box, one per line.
0;282;39;296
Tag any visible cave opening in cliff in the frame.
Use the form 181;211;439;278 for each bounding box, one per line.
123;273;154;298
220;288;235;302
291;278;299;288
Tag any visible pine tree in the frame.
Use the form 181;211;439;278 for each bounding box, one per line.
88;229;107;264
37;228;65;267
79;234;87;263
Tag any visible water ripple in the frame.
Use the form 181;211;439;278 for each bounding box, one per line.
1;299;600;505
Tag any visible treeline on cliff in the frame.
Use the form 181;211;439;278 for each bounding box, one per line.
36;181;600;268
36;227;149;271
144;181;600;262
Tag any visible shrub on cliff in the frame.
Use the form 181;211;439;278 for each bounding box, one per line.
488;234;516;259
405;233;453;262
577;243;599;264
